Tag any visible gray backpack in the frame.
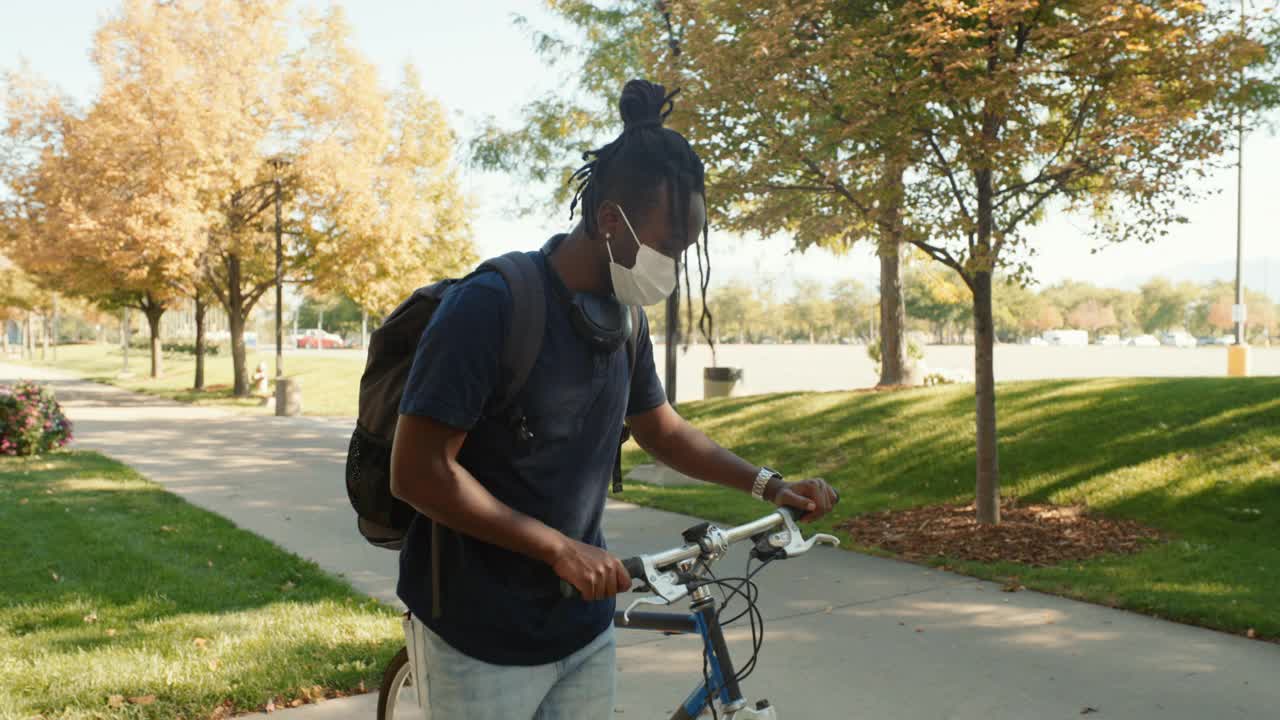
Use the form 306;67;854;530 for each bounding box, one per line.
344;251;640;552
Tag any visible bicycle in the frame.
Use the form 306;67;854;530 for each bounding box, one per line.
377;504;839;719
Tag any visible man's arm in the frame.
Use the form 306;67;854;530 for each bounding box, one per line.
627;402;837;522
390;414;630;600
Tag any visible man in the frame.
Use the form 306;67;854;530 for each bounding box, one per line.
390;79;837;719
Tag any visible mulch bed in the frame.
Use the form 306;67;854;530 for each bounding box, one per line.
838;498;1165;567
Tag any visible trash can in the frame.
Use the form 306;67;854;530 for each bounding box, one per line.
275;377;302;416
703;367;744;399
1227;344;1250;378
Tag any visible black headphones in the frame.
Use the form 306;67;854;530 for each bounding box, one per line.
542;234;632;354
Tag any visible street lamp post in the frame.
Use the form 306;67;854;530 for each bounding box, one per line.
269;157;289;380
1234;0;1246;347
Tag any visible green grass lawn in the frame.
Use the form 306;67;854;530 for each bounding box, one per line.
14;346;1280;639
0;451;400;720
616;377;1280;640
15;343;364;416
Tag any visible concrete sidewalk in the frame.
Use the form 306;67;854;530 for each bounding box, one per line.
8;363;1278;719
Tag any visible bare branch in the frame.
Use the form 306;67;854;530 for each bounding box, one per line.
924;130;974;226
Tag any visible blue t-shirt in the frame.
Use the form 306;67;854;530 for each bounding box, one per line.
396;248;667;666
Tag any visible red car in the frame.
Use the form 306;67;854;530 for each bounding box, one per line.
295;329;345;349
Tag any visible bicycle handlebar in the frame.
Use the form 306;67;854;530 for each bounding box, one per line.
560;504;837;601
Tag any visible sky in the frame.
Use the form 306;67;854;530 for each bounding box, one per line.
2;0;1277;300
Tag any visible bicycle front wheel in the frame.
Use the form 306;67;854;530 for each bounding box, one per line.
376;646;421;720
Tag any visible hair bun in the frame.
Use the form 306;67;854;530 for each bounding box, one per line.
619;79;680;132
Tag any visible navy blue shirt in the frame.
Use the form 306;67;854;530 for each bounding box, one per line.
396;248;667;666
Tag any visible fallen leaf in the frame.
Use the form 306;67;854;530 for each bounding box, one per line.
289;699;304;708
83;613;98;624
108;695;124;708
1246;628;1257;639
208;659;220;671
915;627;925;633
193;637;209;649
264;698;276;713
823;605;833;615
1081;707;1099;715
49;571;60;583
128;695;157;705
19;498;28;505
106;628;117;637
207;560;214;568
1001;582;1024;593
160;525;176;533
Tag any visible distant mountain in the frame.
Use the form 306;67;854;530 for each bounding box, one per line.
1119;256;1280;301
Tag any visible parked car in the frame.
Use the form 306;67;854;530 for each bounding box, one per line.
295;328;344;349
1095;334;1123;346
1161;331;1197;348
1042;329;1090;346
1026;337;1049;346
1127;334;1161;347
1196;335;1234;346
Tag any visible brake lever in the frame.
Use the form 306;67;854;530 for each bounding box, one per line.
767;507;840;558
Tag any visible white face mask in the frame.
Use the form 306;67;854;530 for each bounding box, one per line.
606;205;677;307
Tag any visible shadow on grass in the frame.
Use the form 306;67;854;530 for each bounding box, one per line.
0;452;399;719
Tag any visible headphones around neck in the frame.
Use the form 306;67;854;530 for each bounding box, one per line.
542;234;632;354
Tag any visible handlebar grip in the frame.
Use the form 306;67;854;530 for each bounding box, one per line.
622;556;646;580
559;556;645;600
778;488;841;520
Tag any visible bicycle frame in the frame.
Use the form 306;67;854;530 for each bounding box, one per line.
617;598;772;720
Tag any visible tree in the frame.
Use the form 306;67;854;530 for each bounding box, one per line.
473;1;925;386
1138;278;1199;333
708;281;763;343
830;278;876;343
784;280;835;343
32;1;476;396
877;0;1268;523
1067;299;1118;336
905;265;969;343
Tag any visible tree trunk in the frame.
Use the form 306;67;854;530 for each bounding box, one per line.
121;309;131;374
877;160;908;386
219;254;251;397
51;295;59;362
194;292;207;390
228;306;248;396
39;314;47;361
143;303;165;379
361;308;368;349
973;270;1000;524
973;156;1000;525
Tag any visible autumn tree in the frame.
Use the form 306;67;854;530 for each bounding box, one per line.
875;0;1269;523
480;2;927;386
1067;299;1119;336
25;1;475;396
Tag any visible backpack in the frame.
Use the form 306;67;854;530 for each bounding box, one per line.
344;251;642;552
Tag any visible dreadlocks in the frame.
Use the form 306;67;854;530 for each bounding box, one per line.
568;79;714;348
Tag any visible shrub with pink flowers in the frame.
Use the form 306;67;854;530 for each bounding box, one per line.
0;381;73;456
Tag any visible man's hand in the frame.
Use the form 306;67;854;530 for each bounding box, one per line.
550;538;632;601
770;478;839;523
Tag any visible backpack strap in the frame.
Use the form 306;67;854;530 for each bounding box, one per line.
614;305;644;494
625;305;642;378
479;252;546;412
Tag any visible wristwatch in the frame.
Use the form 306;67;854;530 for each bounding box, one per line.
751;467;783;503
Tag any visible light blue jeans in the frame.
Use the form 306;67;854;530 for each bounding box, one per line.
408;616;616;720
